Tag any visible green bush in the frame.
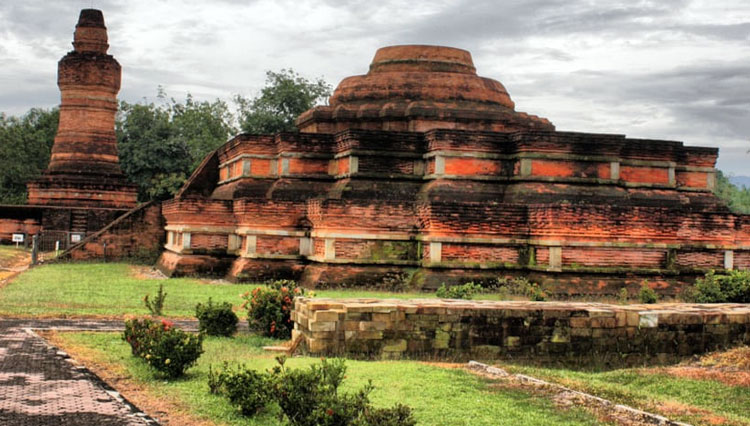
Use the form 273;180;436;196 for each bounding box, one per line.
242;280;304;339
122;318;203;378
638;282;658;304
208;362;271;415
208;357;416;425
497;277;547;301
143;283;167;316
195;298;238;337
357;404;418;426
690;270;750;303
435;282;482;300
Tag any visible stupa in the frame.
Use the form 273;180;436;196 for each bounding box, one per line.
158;45;749;294
0;9;137;245
27;9;137;209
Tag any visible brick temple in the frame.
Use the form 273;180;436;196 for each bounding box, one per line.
157;45;749;294
0;9;138;246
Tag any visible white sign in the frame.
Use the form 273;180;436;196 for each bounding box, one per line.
11;233;24;243
70;233;83;243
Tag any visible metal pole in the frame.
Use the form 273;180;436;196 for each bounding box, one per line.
31;235;38;265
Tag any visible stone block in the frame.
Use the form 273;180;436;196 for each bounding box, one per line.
590;317;617;328
626;312;640;327
314;310;343;322
434;329;450;349
569;317;590;328
307;338;332;353
310;321;337;332
360;321;388;331
382;339;407;352
639;313;659;328
504;336;521;348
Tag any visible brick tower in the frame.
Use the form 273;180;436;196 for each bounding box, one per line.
27;9;137;209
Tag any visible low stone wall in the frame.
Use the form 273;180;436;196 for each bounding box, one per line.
292;298;750;363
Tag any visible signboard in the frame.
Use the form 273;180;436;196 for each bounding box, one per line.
70;233;83;243
12;233;24;243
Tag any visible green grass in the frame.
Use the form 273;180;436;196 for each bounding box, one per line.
0;263;260;318
56;331;606;426
504;364;750;425
0;262;507;319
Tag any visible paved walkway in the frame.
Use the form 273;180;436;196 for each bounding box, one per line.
0;319;190;425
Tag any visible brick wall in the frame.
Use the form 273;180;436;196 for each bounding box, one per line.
61;202;164;261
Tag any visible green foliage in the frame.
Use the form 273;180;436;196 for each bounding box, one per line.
208;362;271;415
688;270;750;303
0;108;59;204
497;277;547;301
241;280;304;339
116;91;234;201
195;298;239;337
714;170;750;214
209;357;417;425
357;404;418;426
638;282;658;304
144;284;167;316
617;287;629;304
122;318;204;377
436;282;482;300
235;69;332;134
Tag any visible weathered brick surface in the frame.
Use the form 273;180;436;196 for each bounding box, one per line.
294;298;750;363
158;44;749;293
56;202;163;261
27;9;136;209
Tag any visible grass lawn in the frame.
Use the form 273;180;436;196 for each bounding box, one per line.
0;263;261;318
0;262;504;319
50;331;608;426
503;363;750;426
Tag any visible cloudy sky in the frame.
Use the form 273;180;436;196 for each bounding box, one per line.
1;0;748;175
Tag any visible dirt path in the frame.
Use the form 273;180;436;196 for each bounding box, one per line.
0;246;31;287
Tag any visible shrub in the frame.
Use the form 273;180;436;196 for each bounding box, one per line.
242;281;304;339
208;363;271;415
122;318;203;377
617;287;629;304
357;404;418;426
638;282;658;304
690;270;750;303
208;357;416;425
143;283;167;316
497;277;547;301
273;357;416;426
195;298;238;337
435;282;482;300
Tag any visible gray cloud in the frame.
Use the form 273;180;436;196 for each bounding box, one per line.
1;0;749;175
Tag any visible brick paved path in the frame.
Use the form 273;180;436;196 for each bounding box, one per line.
0;319;186;425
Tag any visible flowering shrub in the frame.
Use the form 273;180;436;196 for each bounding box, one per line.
241;280;304;339
195;298;238;337
208;357;416;425
122;318;203;378
208;362;271;415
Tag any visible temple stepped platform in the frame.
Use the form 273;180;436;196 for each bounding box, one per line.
292;298;750;363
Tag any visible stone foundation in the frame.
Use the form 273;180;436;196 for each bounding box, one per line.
292;298;750;363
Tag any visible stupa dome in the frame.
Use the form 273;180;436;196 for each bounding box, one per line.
297;45;553;133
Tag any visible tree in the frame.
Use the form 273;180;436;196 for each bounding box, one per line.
116;92;235;201
715;170;750;215
235;69;332;134
0;108;59;204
